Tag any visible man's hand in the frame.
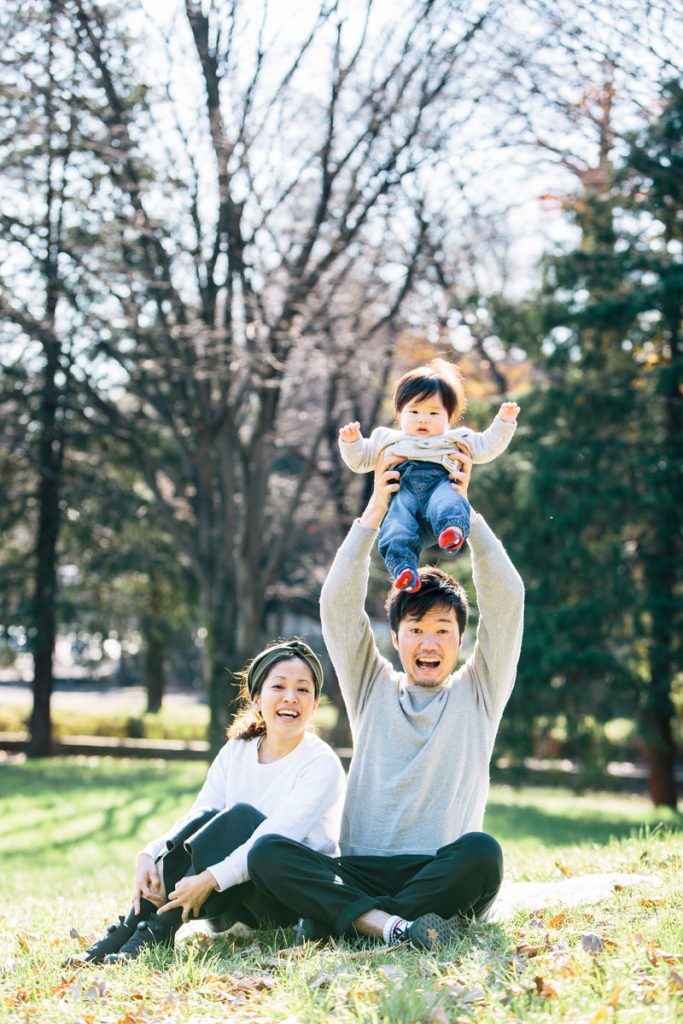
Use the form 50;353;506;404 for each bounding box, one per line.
156;870;219;924
339;421;362;442
359;454;402;530
133;854;165;913
448;444;473;499
498;401;520;423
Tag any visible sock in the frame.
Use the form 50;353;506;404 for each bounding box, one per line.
383;915;413;945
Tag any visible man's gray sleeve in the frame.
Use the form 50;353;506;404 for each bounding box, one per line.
320;522;391;729
460;512;525;729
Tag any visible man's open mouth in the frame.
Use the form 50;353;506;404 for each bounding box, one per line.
415;656;440;670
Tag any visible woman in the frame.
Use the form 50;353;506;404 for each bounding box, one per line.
67;638;345;964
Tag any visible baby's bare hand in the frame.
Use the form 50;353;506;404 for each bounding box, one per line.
499;401;520;423
339;421;362;442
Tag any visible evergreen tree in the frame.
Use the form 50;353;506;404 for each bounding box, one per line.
498;82;682;806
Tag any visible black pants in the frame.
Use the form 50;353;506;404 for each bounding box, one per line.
248;831;503;935
157;803;297;931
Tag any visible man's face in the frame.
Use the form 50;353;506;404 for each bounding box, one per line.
392;604;462;687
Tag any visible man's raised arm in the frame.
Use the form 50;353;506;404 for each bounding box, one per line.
319;461;401;726
463;510;525;725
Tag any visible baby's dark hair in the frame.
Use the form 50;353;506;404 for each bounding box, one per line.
385;565;469;637
393;358;466;423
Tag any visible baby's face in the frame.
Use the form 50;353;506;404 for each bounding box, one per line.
399;394;450;437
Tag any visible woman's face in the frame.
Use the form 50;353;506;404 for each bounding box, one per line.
254;657;318;740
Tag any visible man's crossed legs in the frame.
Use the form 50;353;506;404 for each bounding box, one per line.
248;830;502;950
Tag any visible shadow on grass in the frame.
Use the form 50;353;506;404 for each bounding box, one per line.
485;798;674;847
1;760;202;860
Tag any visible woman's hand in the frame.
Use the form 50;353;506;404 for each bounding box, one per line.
156;870;218;924
449;444;473;499
359;455;403;530
133;854;165;913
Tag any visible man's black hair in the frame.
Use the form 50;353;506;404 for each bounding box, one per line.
385;565;469;636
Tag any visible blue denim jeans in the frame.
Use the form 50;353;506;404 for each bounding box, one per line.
378;461;470;578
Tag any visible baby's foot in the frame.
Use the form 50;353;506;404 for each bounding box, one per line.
394;566;421;592
438;526;465;553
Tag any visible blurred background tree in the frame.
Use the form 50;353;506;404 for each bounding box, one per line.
0;0;679;803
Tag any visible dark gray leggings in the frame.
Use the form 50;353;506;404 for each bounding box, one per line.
157;803;297;931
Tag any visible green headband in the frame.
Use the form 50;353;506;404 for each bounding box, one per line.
246;639;324;699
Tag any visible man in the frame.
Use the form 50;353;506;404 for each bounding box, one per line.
248;450;524;950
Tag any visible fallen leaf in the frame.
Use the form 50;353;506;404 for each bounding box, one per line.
516;943;548;958
534;975;557;998
668;971;683;991
233;974;274;993
580;933;605;954
379;965;407;985
555;861;573;877
4;988;31;1006
83;979;108;1001
437;980;485;1003
51;977;79;998
546;913;567;928
429;1008;450;1024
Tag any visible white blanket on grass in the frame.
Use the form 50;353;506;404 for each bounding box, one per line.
486;872;661;922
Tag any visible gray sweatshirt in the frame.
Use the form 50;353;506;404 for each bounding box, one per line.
339;414;516;475
320;512;524;857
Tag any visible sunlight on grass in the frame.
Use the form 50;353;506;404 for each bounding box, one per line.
1;759;681;1023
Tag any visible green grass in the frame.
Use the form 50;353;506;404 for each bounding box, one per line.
1;759;681;1023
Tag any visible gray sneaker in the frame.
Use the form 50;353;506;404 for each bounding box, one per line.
406;913;463;950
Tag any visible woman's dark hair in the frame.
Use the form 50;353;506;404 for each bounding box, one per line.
393;358;466;423
227;645;319;742
385;565;469;637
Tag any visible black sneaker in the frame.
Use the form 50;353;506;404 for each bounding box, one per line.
294;917;330;946
406;913;463;951
63;915;135;966
104;913;176;963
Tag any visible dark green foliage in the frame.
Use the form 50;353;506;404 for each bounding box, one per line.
487;82;682;804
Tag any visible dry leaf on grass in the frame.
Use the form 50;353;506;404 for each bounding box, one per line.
378;965;407;986
437;980;486;1004
580;933;606;954
533;975;558;998
4;987;31;1006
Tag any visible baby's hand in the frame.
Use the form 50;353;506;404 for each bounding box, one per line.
339;421;362;442
498;402;520;423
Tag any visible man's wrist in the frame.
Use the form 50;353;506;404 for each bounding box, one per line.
359;502;385;530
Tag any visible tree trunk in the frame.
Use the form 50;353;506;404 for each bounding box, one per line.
144;632;165;714
27;346;62;758
144;571;166;714
27;0;65;759
641;720;677;809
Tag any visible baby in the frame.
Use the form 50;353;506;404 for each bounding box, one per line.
339;359;520;592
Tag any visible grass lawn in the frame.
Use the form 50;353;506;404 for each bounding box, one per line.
1;758;681;1023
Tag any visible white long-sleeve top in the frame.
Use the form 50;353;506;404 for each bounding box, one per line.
340;414;516;474
141;733;345;892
